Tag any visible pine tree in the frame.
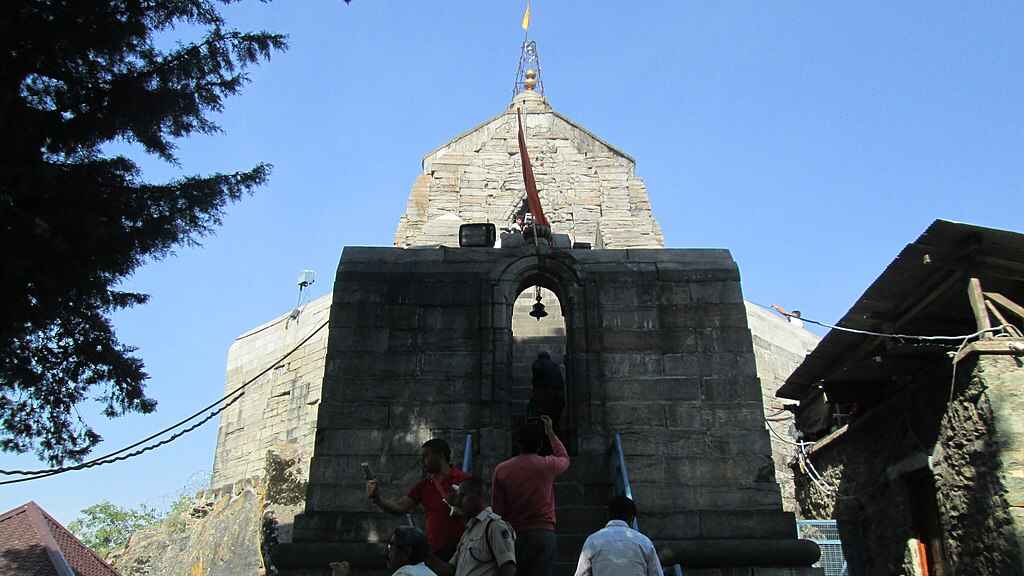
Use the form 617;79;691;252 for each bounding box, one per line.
0;1;289;465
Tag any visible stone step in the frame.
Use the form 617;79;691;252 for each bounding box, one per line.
553;506;609;535
554;560;578;576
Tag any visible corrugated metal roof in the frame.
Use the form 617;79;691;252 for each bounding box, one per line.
778;219;1024;400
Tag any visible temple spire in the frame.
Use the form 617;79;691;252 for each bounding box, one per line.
513;1;544;97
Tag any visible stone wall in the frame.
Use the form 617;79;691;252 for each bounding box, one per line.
210;293;331;490
209;292;815;507
745;303;819;513
394;91;663;249
293;246;797;553
932;353;1024;575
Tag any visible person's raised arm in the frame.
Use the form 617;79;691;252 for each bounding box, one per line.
367;479;417;514
540;415;570;474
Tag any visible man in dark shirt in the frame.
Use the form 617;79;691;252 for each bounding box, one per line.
529;352;565;427
368;438;470;561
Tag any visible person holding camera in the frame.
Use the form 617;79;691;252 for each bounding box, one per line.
368;438;470;561
492;415;570;576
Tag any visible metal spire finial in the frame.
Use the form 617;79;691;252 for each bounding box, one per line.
514;40;544;97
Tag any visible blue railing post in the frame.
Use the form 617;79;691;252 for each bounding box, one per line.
462;433;473;473
612;431;683;575
613;432;633;499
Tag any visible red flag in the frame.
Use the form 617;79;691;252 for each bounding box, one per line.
516;110;549;228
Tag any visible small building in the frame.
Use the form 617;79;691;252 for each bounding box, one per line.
0;501;121;576
779;220;1024;575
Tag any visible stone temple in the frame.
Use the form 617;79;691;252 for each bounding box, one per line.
210;77;821;575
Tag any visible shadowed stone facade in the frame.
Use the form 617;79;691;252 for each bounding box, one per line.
283;245;817;575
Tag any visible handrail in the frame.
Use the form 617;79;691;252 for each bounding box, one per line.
611;432;684;576
462;433;473;473
610;433;637;530
612;432;634;501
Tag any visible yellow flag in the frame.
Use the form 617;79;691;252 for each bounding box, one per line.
521;1;531;31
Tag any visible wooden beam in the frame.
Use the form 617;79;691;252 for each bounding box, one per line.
968;278;992;338
985;300;1023;337
955;339;1024;363
986;291;1024;323
985;300;1012;329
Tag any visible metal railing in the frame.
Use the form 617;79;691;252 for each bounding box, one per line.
796;520;847;576
610;432;684;576
462;433;473;473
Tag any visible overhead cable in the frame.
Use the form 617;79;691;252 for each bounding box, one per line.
0;319;330;485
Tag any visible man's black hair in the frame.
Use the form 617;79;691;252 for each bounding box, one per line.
518;419;544;454
392;526;430;564
422;438;451;463
608;494;637;523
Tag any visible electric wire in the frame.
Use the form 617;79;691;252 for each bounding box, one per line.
0;319;330;484
777;310;1011;341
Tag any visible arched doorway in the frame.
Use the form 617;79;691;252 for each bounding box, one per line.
510;285;566;421
488;253;586;458
506;274;579;454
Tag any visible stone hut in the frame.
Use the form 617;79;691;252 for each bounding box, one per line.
778;220;1024;575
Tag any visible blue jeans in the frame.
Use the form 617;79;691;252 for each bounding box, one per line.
515;529;556;576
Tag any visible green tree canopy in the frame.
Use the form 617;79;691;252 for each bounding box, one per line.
68;500;163;559
0;1;287;464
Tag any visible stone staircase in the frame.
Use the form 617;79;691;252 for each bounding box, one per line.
272;439;823;576
550;452;615;576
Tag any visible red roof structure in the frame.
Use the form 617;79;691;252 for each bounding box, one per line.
0;501;120;576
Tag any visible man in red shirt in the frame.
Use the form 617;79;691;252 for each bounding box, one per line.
368;438;470;561
492;415;570;576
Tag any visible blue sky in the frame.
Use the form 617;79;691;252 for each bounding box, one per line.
2;1;1021;523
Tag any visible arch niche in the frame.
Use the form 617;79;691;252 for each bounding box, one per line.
488;252;589;454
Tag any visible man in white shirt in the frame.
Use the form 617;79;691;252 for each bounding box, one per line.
574;495;664;576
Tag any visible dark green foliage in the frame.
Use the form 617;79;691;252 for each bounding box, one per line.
0;1;288;465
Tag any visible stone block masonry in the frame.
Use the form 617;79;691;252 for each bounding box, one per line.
210;292;331;490
291;245;800;557
394;91;663;249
